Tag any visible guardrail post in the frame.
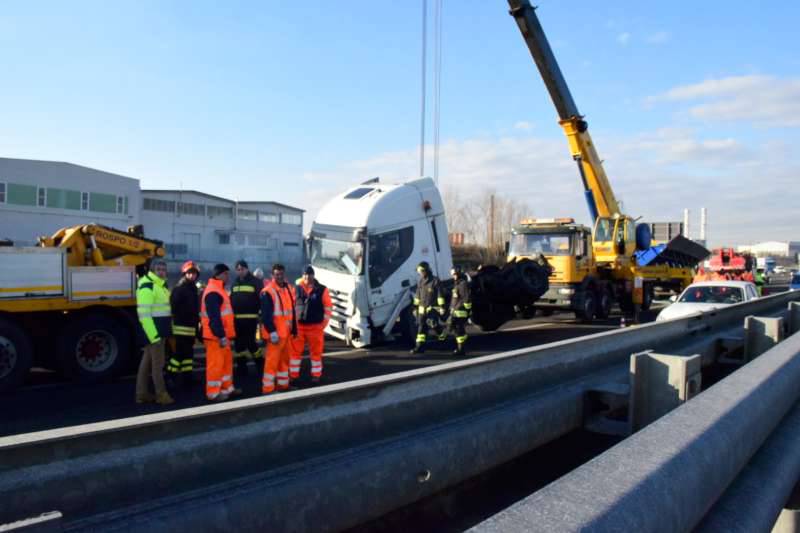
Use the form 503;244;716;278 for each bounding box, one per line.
789;302;800;336
629;351;702;432
745;316;785;362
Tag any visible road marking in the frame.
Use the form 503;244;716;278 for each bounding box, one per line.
498;322;556;332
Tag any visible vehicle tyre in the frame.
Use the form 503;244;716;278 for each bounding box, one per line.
640;285;654;312
0;317;34;393
595;286;613;319
520;306;537;320
574;288;596;322
56;312;132;383
540;309;555;317
476;317;506;332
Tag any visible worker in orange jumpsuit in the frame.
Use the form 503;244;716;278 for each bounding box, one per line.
200;264;241;402
260;263;297;394
290;265;332;384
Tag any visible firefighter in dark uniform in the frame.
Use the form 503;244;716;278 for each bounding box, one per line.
448;266;472;355
410;261;447;354
231;259;262;374
167;260;201;386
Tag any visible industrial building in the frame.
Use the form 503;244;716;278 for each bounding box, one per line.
0;157;140;245
0;157;304;274
737;241;800;259
141;190;304;275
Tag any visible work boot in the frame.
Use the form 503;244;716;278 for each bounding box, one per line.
135;393;156;404
230;387;243;397
410;343;425;355
452;345;466;356
311;376;321;386
155;392;175;406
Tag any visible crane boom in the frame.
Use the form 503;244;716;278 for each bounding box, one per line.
508;0;621;221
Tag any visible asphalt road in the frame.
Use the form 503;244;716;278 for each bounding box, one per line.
0;309;659;437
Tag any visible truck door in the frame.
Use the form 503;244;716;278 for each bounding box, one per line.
367;226;415;314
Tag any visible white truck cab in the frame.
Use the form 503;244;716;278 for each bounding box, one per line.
309;177;452;347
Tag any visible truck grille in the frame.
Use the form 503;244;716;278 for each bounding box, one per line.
328;288;350;323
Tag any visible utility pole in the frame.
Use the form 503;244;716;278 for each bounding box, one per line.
488;194;495;249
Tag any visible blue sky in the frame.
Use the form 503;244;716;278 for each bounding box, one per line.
1;1;798;246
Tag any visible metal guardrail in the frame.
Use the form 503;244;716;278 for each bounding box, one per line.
1;291;799;532
473;303;800;533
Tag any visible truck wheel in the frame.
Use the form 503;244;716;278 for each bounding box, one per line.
640;285;654;311
574;290;596;322
0;317;33;393
57;313;132;383
539;309;555;317
595;287;613;319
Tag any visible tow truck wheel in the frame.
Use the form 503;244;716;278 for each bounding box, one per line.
595;287;613;319
0;317;33;393
640;285;654;312
574;289;596;322
56;313;132;383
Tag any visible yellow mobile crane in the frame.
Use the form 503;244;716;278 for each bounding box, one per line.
506;1;708;320
0;224;165;392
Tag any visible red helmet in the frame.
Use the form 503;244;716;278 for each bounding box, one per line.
181;260;200;274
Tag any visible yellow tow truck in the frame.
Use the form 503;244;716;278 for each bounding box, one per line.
506;1;708;321
0;224;165;392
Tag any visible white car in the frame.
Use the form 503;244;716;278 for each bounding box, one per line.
656;281;759;322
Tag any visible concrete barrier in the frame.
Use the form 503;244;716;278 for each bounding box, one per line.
2;290;798;531
471;330;800;533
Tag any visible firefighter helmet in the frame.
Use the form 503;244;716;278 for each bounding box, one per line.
181;260;200;275
417;261;431;273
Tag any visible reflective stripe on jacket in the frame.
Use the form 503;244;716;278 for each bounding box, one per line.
413;275;445;314
201;278;236;340
295;279;333;326
231;272;261;318
450;276;472;318
170;276;200;336
136;271;171;344
260;280;296;338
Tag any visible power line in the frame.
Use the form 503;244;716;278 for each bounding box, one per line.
419;0;428;178
432;0;443;185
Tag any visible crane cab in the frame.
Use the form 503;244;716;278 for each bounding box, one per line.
592;215;637;267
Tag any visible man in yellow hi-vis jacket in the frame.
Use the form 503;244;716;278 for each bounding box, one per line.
135;260;174;405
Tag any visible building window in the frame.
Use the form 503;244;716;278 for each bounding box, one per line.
178;201;205;216
37;187;46;207
6;183;37;205
207;205;233;218
117;196;124;214
0;182;6;203
143;198;176;212
81;192;89;210
248;234;268;247
281;213;302;225
166;243;188;257
45;188;81;210
258;212;279;224
218;233;230;245
283;241;300;247
237;209;258;221
124;196;129;214
89;192;117;213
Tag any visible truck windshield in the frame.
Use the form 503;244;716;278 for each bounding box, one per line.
510;233;571;256
310;237;364;276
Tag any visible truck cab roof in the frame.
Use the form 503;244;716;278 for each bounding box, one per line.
314;177;445;232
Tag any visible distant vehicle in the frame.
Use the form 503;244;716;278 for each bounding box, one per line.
656;281;759;322
774;266;785;274
790;273;800;291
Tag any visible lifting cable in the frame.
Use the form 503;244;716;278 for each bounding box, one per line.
432;0;443;185
419;0;428;178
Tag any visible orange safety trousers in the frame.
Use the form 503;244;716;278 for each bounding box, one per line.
290;324;325;379
263;336;291;394
204;340;233;400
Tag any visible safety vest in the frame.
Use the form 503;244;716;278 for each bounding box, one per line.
200;278;236;340
296;280;332;325
261;280;295;338
136;271;171;344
